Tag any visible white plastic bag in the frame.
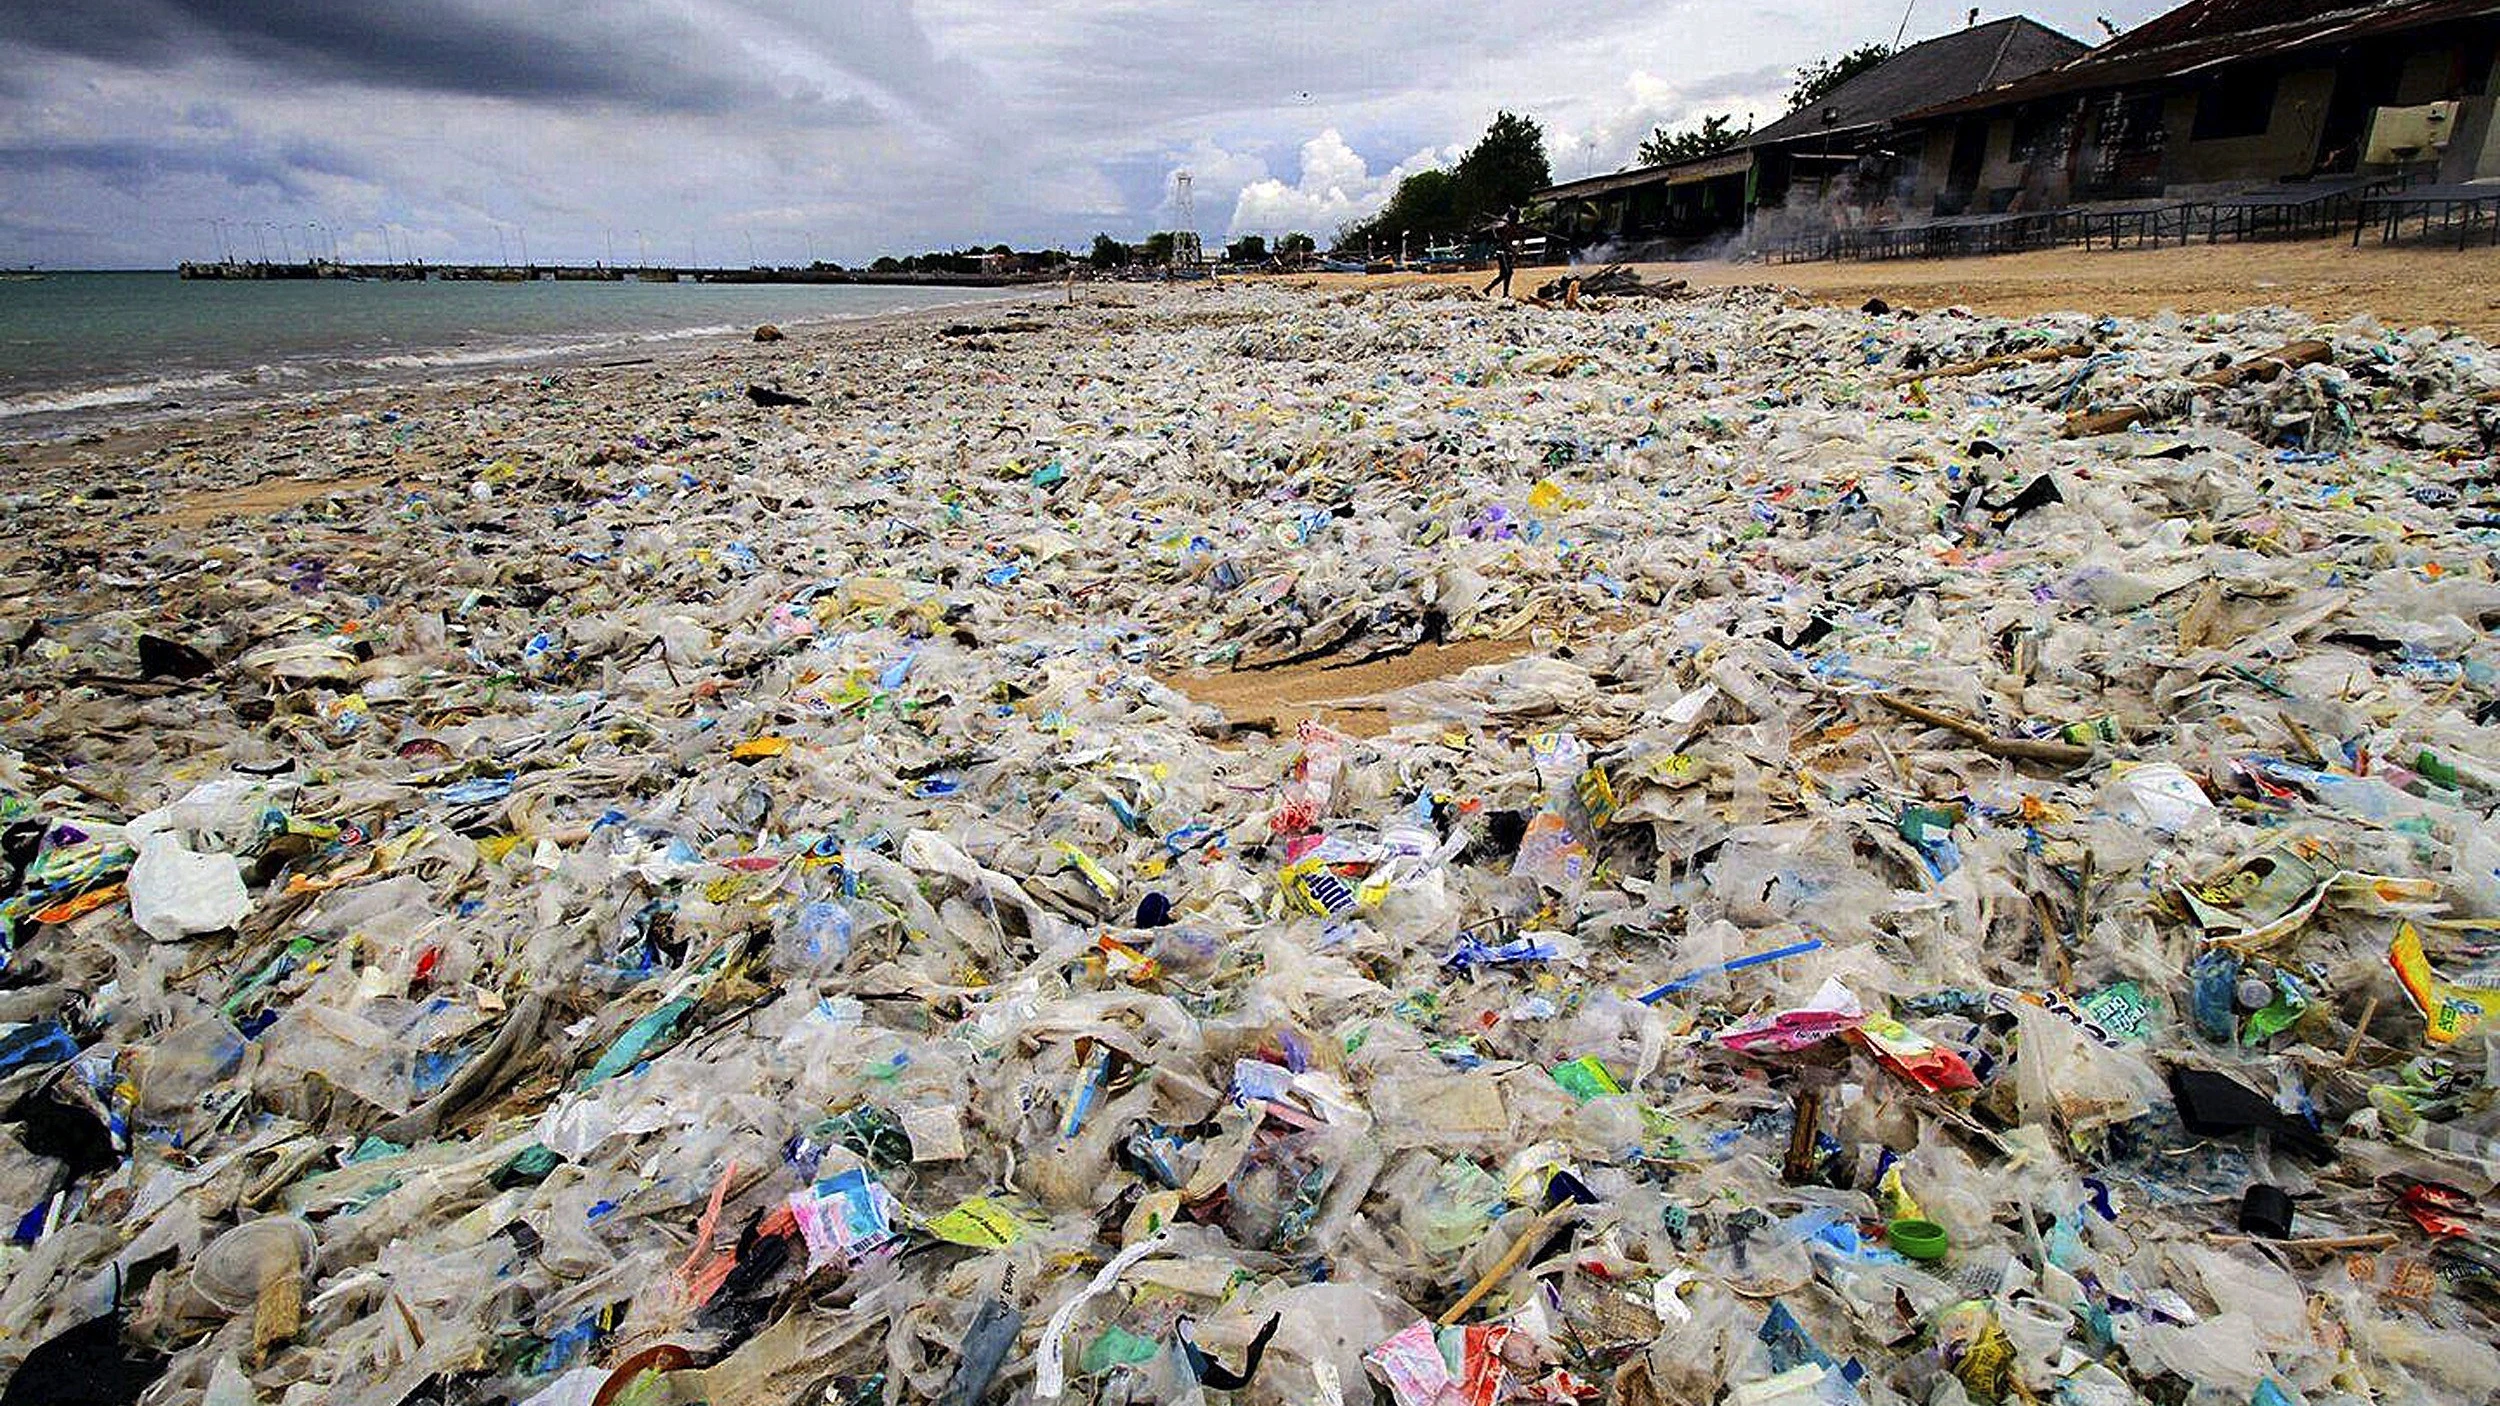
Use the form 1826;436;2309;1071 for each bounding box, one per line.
2098;763;2214;837
127;834;252;940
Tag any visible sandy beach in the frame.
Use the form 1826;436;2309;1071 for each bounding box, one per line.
1286;239;2500;338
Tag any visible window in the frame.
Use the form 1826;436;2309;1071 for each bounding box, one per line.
2093;92;2168;152
2080;91;2168;197
2010;105;2070;163
2191;68;2279;141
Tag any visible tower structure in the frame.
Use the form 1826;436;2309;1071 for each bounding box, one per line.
1171;172;1203;268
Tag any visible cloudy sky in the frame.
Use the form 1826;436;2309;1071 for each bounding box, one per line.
1;0;2172;268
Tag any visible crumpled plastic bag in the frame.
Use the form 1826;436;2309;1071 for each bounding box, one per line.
126;834;252;940
2098;762;2215;837
2012;1000;2166;1136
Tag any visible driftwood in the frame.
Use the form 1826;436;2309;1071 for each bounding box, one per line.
1532;264;1686;302
1871;693;2096;766
2063;339;2332;438
1438;1201;1574;1326
1888;341;2089;388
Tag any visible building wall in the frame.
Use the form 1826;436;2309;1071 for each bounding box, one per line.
1975;115;2030;196
2395;43;2463;105
2444;96;2500;180
1969;108;2080;209
1907;126;1958;212
1897;26;2500;211
2162;65;2337;189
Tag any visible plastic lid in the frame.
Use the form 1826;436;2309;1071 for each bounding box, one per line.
1889;1217;1949;1262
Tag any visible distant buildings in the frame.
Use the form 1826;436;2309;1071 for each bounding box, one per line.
1533;0;2500;257
1909;0;2500;211
1534;17;2086;253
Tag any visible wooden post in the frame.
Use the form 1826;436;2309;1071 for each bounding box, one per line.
1783;1084;1826;1185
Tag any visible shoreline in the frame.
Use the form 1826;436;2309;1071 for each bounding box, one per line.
0;285;1075;535
0;282;1048;444
15;234;2497;453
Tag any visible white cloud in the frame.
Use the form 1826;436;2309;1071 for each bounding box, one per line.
1224;130;1462;240
1151;137;1271;233
0;0;2182;265
1536;65;1796;180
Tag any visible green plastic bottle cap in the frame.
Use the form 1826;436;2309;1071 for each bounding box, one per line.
1889;1217;1949;1261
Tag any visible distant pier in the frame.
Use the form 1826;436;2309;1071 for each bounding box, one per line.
175;261;1046;288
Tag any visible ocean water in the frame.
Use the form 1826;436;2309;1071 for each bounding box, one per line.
0;272;1023;428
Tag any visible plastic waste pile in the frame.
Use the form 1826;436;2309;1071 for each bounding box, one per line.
0;281;2498;1406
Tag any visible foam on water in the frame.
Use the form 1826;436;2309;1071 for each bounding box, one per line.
0;273;1024;429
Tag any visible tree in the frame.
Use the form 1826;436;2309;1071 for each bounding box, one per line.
870;256;902;273
1639;112;1753;167
1225;233;1268;263
1452;110;1551;221
1327;111;1552;254
988;243;1012;256
1789;43;1893;114
1338;166;1462;251
1089;233;1130;268
1277;232;1315;256
1141;231;1177;265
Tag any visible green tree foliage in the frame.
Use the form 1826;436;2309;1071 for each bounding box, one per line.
1381;168;1458;238
1452;110;1552;219
1338;167;1457;251
1789;44;1893;114
1277;232;1316;256
1638;113;1753;167
1337;110;1552;252
854;245;1066;272
1089;233;1131;268
1224;234;1268;263
1140;231;1177;265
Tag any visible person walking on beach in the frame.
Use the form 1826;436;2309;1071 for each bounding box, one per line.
1484;236;1516;299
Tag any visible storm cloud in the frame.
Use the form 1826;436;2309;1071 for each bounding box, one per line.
0;0;2171;267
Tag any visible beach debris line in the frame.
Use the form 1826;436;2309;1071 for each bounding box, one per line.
1529;264;1689;305
0;280;2497;1404
2063;337;2336;437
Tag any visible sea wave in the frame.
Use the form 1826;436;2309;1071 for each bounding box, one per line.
0;368;268;419
0;291;1021;425
348;321;753;372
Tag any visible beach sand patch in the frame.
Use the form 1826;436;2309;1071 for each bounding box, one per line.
1170;636;1534;738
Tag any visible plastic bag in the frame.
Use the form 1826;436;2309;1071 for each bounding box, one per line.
127;835;252;940
2012;1001;2166;1137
